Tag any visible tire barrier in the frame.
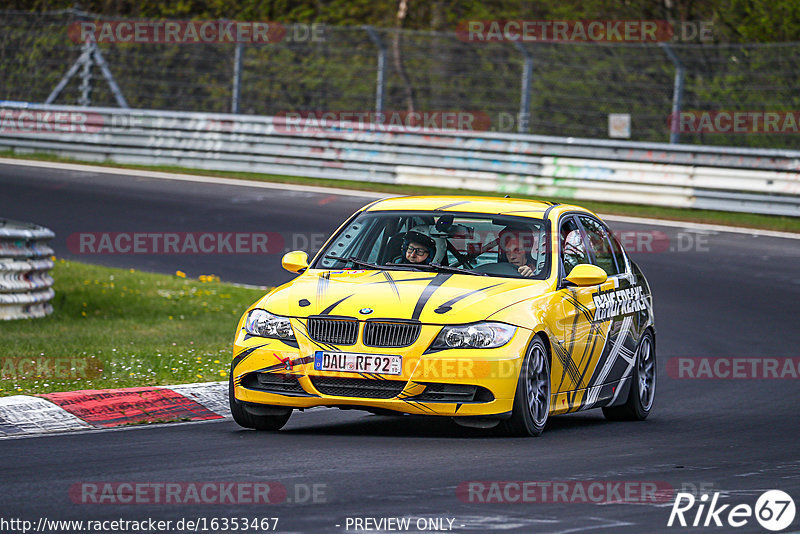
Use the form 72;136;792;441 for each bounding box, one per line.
0;219;55;320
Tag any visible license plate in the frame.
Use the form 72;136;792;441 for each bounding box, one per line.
314;351;402;375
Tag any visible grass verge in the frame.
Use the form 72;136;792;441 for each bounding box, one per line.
0;259;266;396
2;150;799;233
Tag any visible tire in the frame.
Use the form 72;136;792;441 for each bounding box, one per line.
603;329;656;421
228;372;292;431
502;335;551;437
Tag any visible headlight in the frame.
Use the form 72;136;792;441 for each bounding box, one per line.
432;322;516;349
244;309;295;340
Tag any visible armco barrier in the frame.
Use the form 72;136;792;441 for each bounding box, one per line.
1;103;799;216
0;219;55;320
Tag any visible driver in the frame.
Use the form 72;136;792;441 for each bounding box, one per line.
498;228;540;278
395;229;437;265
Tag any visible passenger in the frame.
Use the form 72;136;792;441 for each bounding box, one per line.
395;229;437;265
498;228;539;278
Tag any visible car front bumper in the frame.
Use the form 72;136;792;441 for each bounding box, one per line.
231;322;532;417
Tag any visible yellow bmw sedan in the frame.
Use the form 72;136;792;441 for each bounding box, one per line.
230;196;656;436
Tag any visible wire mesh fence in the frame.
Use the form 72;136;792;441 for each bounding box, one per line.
1;9;799;148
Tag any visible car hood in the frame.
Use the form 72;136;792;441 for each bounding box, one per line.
258;269;550;324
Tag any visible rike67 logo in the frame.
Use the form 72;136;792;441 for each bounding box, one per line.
668;490;796;531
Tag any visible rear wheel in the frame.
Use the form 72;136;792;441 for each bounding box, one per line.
603;329;656;421
503;336;550;437
228;372;292;430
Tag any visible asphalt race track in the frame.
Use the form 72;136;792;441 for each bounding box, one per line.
1;161;799;533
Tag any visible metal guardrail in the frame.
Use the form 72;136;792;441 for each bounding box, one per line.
0;219;55;320
1;103;799;217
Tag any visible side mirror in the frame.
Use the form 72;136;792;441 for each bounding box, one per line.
282;251;309;273
565;264;608;287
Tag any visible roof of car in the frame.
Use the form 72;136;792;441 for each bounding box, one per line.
363;196;592;219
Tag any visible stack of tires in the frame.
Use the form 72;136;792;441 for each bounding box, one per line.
0;219;55;320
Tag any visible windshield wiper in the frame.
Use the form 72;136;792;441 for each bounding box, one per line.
323;254;385;270
429;262;488;276
325;255;485;275
386;262;487;276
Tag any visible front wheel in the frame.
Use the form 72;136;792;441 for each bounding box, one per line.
228;373;292;431
502;335;551;437
603;329;656;421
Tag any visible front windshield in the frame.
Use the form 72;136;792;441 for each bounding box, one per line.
312;210;550;279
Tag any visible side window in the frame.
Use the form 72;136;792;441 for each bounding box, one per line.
319;216;382;268
365;226;387;263
560;217;589;276
578;216;621;276
608;231;628;275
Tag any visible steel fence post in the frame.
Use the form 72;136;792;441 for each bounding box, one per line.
660;43;685;144
78;40;93;106
514;42;533;134
364;26;387;115
232;42;244;114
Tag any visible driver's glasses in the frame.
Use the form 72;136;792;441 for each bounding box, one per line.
407;245;429;256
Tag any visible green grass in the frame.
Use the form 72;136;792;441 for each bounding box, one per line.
0;259;266;396
3;150;799;233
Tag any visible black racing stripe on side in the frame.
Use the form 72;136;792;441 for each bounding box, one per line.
434;283;504;314
552;342;570;392
584;320;620;389
566;308;580;360
563;293;595;323
435;200;472;211
232;343;269;370
411;273;453;321
553;340;582;392
573;322;604;395
319;294;353;315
